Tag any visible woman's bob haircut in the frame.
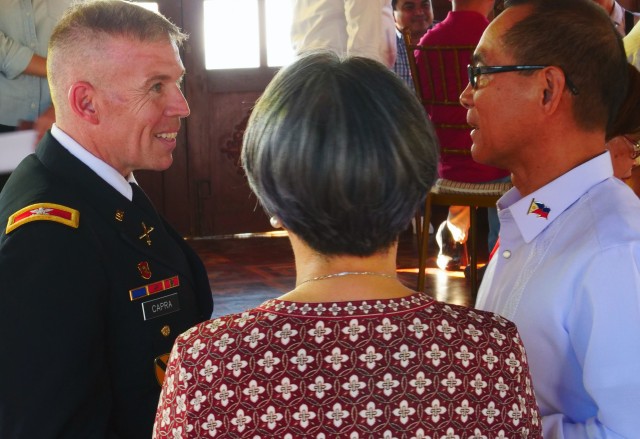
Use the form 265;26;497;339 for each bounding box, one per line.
242;51;439;256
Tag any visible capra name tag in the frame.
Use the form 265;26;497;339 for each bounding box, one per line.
142;293;180;321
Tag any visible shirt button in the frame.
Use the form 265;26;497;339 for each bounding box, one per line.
161;325;171;337
502;250;512;259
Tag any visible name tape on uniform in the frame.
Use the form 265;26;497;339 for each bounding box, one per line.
142;293;180;321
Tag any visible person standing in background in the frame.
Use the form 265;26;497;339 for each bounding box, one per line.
392;0;433;87
291;0;397;67
0;0;74;136
625;20;640;69
601;8;640;190
592;0;640;36
417;0;509;272
0;0;74;188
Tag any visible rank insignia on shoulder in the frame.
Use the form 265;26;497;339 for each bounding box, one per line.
6;203;80;234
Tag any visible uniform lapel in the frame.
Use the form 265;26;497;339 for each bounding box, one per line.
36;135;197;285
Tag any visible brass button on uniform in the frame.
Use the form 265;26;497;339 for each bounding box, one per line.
502;250;512;259
161;325;171;337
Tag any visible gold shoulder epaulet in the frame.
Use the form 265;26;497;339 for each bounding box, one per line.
6;203;80;234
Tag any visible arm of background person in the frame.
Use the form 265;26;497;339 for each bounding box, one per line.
0;30;43;79
33;105;55;142
0;220;114;438
542;244;640;438
624;20;640;71
22;52;47;77
344;0;397;67
605;136;636;180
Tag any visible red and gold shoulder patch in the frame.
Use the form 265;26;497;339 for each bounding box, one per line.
6;203;80;234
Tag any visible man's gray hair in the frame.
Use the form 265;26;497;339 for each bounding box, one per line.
503;0;627;132
50;0;187;49
48;0;187;107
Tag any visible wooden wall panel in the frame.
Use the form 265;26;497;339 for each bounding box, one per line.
186;91;269;237
181;0;273;237
136;0;191;235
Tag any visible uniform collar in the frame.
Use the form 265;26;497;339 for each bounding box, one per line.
50;124;135;200
498;151;613;243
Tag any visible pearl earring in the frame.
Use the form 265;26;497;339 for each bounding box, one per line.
270;216;282;229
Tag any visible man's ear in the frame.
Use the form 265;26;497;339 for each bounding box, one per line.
540;67;565;114
68;81;99;124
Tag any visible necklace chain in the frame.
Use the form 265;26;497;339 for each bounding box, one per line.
298;271;397;286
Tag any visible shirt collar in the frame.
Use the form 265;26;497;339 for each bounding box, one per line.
497;151;613;243
610;1;625;29
50;124;136;201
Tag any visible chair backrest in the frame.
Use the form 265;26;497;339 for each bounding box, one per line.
403;29;475;145
403;30;475;108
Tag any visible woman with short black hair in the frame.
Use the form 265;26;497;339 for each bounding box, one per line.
154;52;541;439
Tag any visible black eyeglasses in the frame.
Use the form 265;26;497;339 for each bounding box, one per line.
467;64;579;95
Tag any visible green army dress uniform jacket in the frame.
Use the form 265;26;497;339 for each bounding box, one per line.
0;133;213;438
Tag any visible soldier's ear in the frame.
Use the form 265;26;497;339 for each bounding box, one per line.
68;81;99;124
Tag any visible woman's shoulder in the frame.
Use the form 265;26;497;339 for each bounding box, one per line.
173;307;270;347
428;298;517;330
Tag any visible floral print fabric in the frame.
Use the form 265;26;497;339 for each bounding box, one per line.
154;293;541;438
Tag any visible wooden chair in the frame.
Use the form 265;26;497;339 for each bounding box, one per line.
415;179;512;295
403;30;512;297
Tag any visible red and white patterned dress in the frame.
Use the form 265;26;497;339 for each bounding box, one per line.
153;292;541;438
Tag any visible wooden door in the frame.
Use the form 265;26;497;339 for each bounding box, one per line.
139;0;279;237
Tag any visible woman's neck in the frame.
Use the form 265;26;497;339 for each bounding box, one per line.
279;233;416;302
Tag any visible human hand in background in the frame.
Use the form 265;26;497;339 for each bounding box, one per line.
606;135;638;179
33;106;55;143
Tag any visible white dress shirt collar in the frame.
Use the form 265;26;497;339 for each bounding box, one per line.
610;1;625;29
50;124;136;201
497;151;613;243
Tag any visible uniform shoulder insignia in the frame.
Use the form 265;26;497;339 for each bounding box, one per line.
6;203;80;234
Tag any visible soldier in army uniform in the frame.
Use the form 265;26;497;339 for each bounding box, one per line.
0;1;213;438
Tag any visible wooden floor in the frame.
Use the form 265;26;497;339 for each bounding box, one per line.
188;225;485;319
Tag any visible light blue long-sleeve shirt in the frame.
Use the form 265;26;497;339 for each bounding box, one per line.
0;0;71;126
477;152;640;438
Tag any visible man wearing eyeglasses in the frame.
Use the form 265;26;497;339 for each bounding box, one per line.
463;0;640;437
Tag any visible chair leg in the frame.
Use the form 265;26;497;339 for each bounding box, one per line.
469;206;478;299
417;194;432;292
414;211;423;253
